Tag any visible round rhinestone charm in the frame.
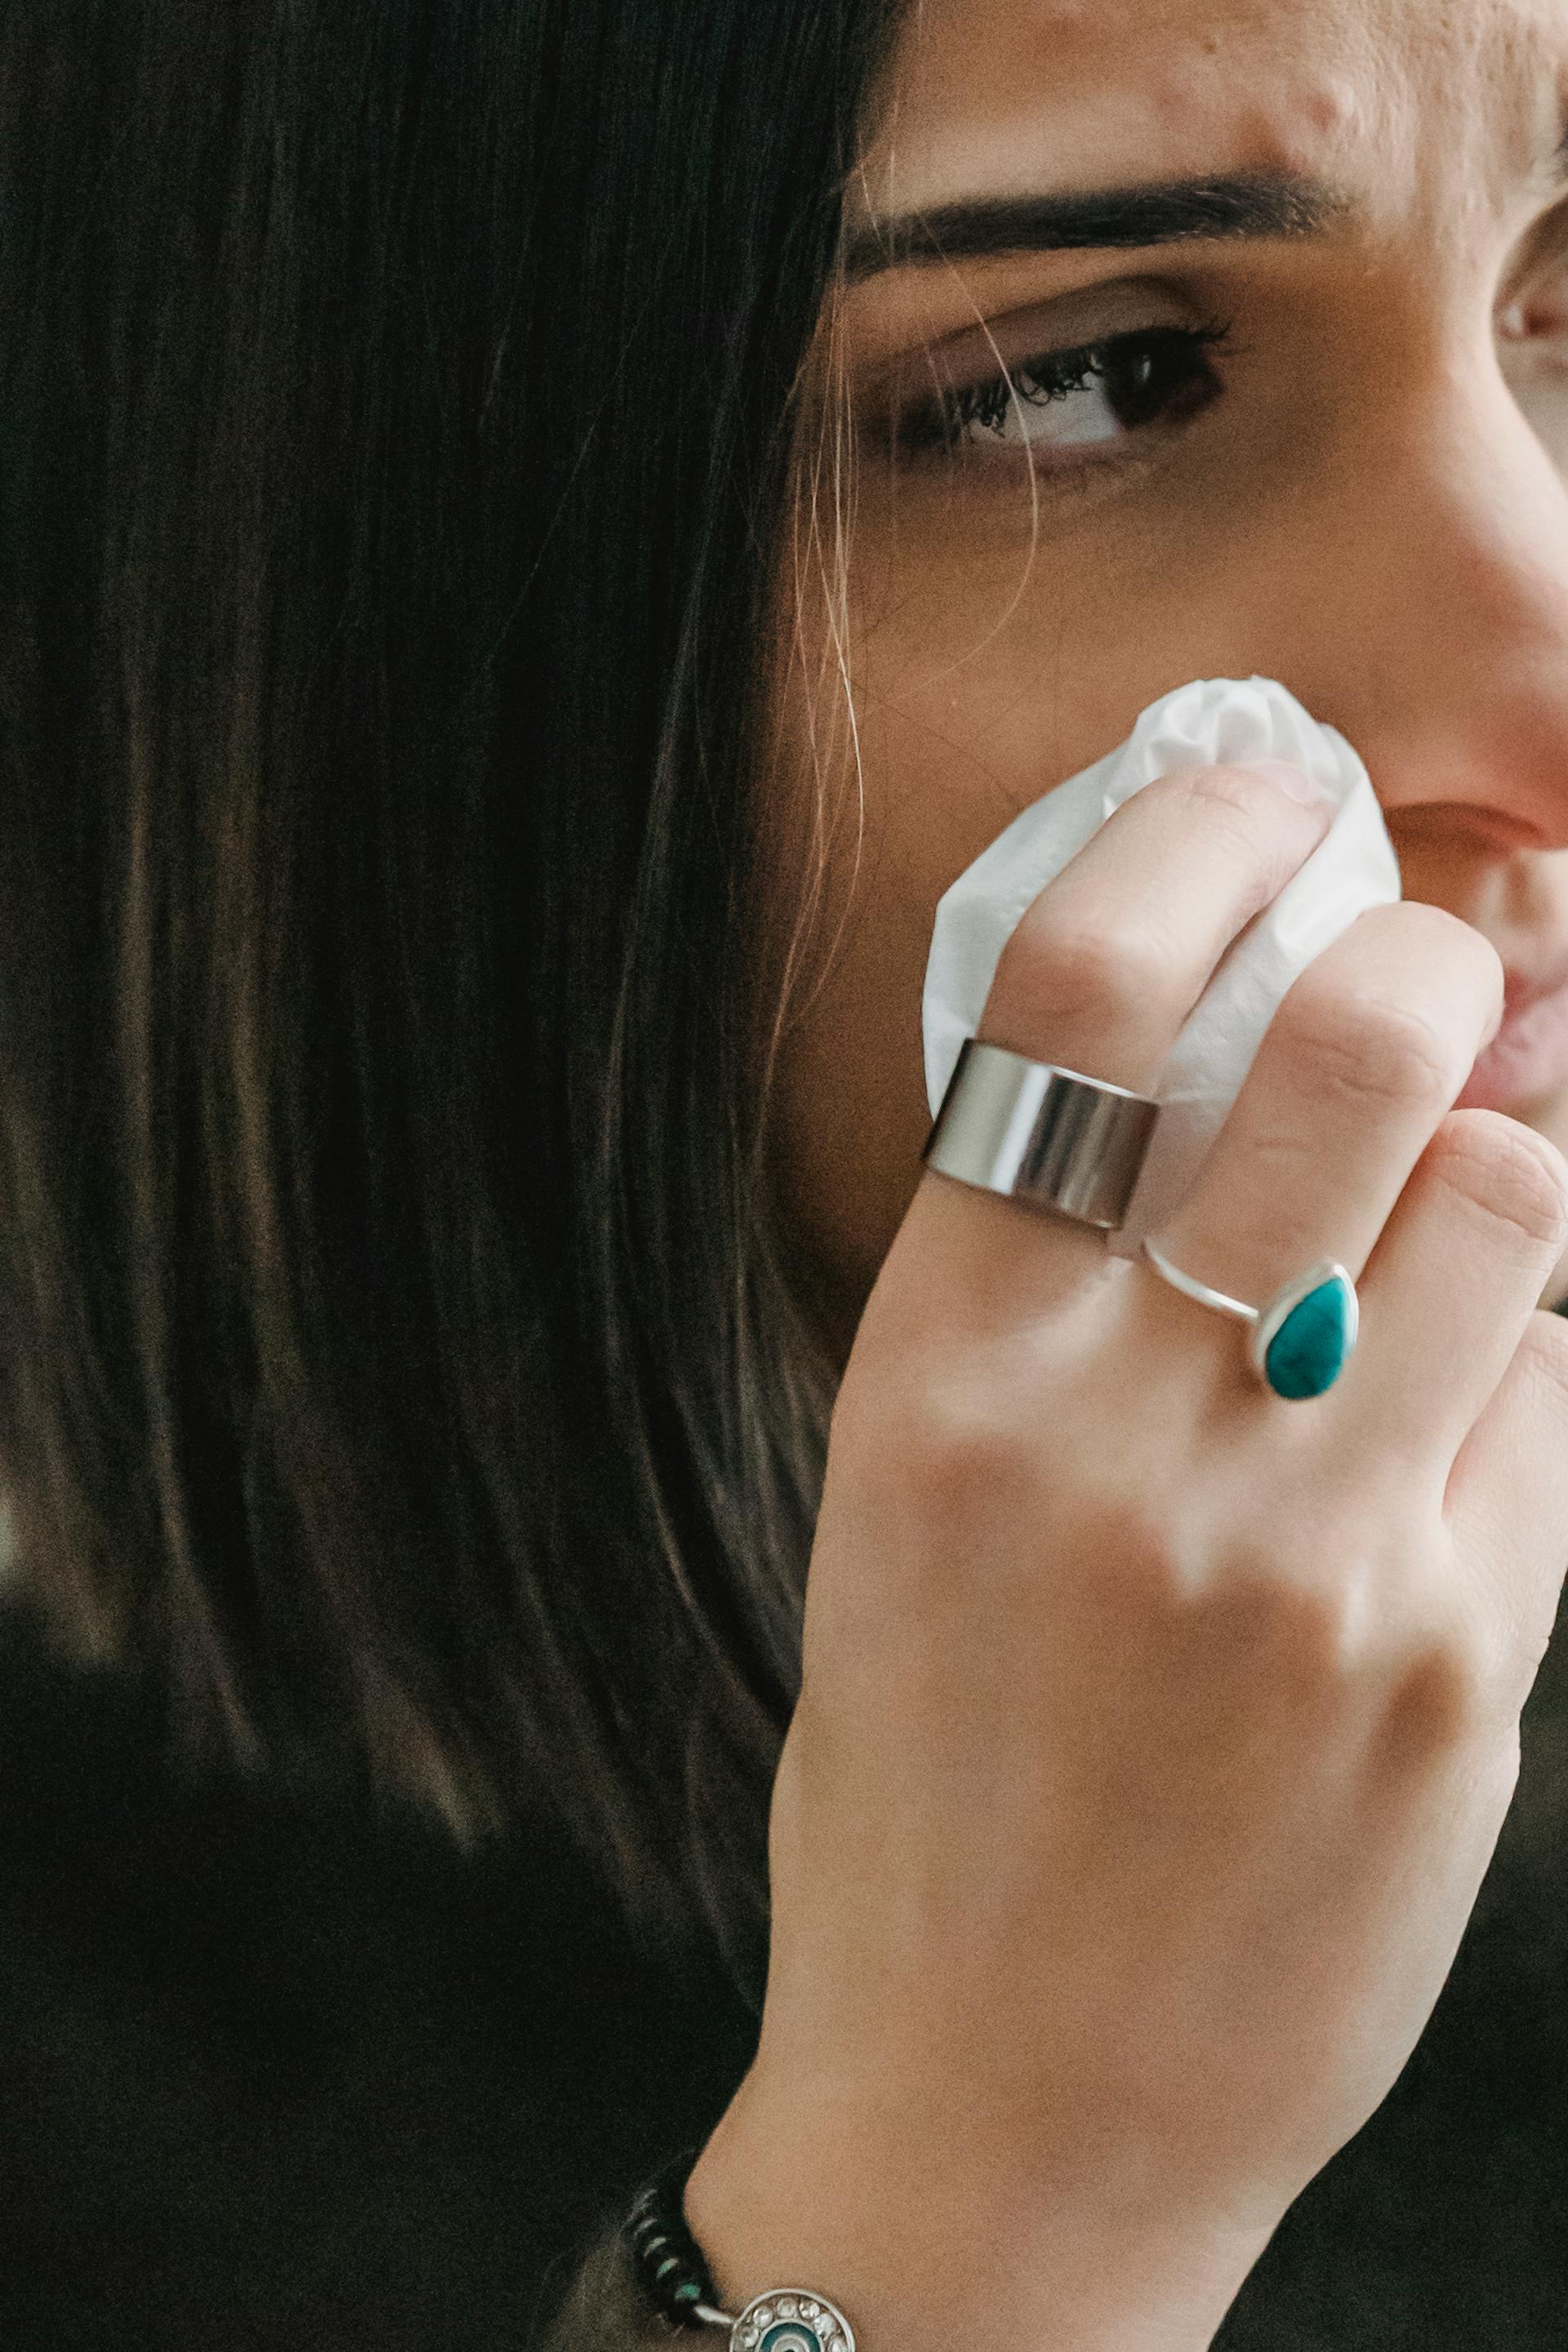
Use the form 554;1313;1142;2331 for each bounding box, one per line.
730;2290;856;2352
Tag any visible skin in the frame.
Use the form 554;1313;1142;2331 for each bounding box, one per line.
682;7;1568;2349
756;0;1568;1361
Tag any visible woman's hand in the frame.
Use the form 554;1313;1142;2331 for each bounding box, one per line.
687;762;1568;2350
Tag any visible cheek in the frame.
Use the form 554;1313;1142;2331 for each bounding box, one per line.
751;531;1169;1317
753;488;1314;1323
755;656;942;1318
755;543;1119;1318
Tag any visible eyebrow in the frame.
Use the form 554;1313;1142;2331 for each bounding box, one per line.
843;171;1352;283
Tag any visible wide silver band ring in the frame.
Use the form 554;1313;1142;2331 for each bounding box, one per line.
922;1037;1160;1231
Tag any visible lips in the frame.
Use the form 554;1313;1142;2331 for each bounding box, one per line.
1458;962;1568;1114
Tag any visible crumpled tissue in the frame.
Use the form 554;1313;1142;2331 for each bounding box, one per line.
922;675;1401;1257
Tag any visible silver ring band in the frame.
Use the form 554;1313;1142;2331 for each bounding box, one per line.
1141;1239;1360;1401
1141;1241;1258;1326
922;1038;1160;1231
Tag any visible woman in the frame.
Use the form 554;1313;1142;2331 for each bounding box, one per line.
4;0;1568;2344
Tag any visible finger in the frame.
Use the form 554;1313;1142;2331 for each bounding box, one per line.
1348;1111;1568;1461
897;764;1334;1332
1445;1309;1568;1699
977;760;1333;1094
1137;904;1503;1386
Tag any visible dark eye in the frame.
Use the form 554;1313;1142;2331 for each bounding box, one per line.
894;320;1232;458
1499;253;1568;345
1499;254;1568;473
1090;327;1227;427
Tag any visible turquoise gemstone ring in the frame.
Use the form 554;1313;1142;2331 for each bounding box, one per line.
1141;1241;1359;1402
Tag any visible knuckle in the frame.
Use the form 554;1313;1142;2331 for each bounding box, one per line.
1432;903;1508;1001
1376;1629;1496;1765
1276;978;1458;1115
1362;898;1505;993
1180;1549;1504;1753
997;914;1167;1033
1224;1566;1501;1762
1509;1307;1568;1412
1156;1561;1379;1731
1343;901;1506;1038
875;1366;1031;1523
1423;1112;1568;1253
1161;761;1291;833
1210;1566;1369;1690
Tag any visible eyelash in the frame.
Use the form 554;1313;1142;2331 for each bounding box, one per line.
891;317;1236;459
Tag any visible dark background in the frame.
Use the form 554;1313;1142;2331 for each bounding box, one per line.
0;1591;1563;2351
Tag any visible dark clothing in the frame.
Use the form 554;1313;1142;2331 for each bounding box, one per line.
2;1599;1566;2351
0;1609;758;2352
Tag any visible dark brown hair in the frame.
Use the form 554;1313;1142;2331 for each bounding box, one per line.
0;0;898;1988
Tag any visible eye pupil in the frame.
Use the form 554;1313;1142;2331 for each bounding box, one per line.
1102;332;1209;429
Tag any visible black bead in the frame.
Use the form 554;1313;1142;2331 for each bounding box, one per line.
626;2148;722;2331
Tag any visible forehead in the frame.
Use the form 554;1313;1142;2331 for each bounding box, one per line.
856;0;1568;213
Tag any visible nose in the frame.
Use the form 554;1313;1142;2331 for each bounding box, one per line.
1267;344;1568;853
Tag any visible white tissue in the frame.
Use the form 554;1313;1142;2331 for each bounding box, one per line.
922;676;1401;1257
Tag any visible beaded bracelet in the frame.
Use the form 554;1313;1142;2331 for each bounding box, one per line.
626;2147;858;2352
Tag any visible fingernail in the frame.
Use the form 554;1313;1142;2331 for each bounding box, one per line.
1250;758;1335;810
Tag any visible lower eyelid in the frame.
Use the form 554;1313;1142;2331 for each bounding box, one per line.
903;390;1209;474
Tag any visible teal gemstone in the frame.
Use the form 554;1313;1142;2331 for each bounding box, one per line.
1263;1276;1355;1401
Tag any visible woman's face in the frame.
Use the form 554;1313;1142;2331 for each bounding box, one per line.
760;0;1568;1363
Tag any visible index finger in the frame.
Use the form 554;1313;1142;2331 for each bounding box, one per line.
892;763;1334;1335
